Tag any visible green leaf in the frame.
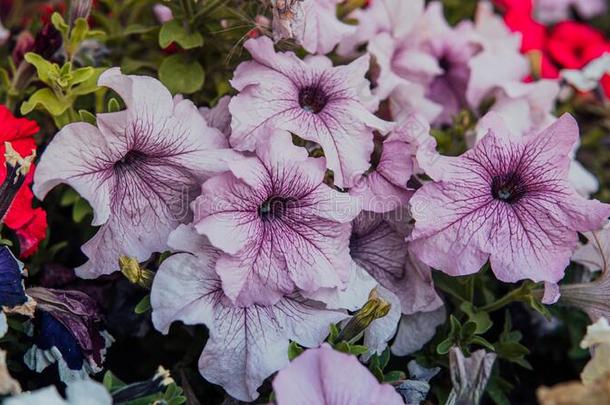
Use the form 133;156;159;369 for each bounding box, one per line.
436;338;454;355
134;295;151;314
159;54;204;94
70;67;95;86
79;109;97;125
383;370;406;382
469;335;495;352
159;19;204;49
460;302;493;335
347;344;368;356
71;67;105;96
460;320;477;340
20;88;70;116
103;371;127;392
72;197;92;223
378;347;390;369
24;53;60;85
288;341;304;361
51;12;69;36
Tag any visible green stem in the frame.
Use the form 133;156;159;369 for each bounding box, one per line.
479;288;525;313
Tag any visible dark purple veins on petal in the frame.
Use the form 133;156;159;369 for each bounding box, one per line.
114;150;148;171
490;171;528;204
298;85;329;114
258;196;295;221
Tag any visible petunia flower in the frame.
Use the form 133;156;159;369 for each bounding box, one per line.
0;246;36;336
24;287;113;383
272;343;404;405
0;106;47;258
193;129;358;306
580;317;610;385
5;380;111;405
473;82;599;198
33;68;238;278
547;22;610;70
199;95;231;138
349;208;444;356
368;2;528;125
151;224;347;402
228;36;393;188
270;0;355;55
337;0;425;57
410;113;610;284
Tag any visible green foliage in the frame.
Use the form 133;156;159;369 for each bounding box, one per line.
287;341;304;361
159;54;205;94
159;20;204;50
134;295;152;314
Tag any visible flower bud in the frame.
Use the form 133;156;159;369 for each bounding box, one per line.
11;31;34;66
337;288;391;342
119;256;154;289
0;143;35;223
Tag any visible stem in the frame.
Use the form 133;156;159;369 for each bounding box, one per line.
479;288;525;313
181;0;195;21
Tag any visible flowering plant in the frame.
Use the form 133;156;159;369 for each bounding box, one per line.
1;0;610;404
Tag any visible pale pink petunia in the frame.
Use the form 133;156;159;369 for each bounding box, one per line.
272;343;404;405
410;113;610;284
271;0;355;55
336;0;425;57
151;224;347;402
229;36;393;188
368;2;527;125
199;95;231;138
193;129;359;306
33;68;238;278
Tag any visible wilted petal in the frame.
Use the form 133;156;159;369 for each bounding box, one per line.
446;347;497;405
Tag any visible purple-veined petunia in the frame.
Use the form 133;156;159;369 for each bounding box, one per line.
193;129;359;306
33;68;238;278
228;36;393;188
272;343;404;405
409;112;610;284
150;224;347;402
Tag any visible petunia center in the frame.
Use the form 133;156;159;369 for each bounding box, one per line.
115;150;147;170
258;196;293;220
439;55;451;72
298;85;329;114
491;172;527;204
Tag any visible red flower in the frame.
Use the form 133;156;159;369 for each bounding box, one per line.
504;9;546;52
547;21;610;69
0;106;47;257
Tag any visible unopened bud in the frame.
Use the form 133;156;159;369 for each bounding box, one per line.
119;256;154;289
337;288;391;343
